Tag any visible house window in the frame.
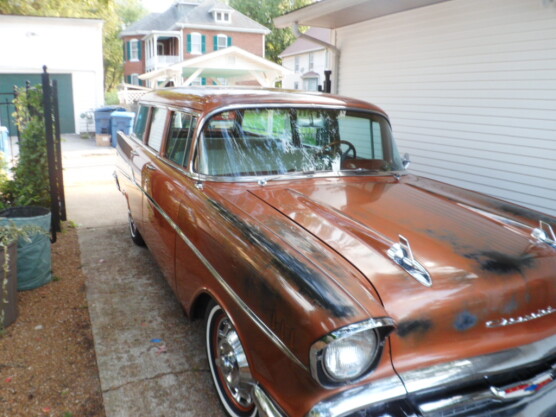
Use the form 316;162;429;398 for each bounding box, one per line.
130;73;140;85
294;82;299;90
214;11;230;23
295;56;300;72
303;77;318;91
189;32;203;55
129;39;139;61
157;42;165;56
215;34;229;51
308;53;314;71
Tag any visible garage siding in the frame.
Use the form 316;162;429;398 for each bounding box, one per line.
336;0;556;216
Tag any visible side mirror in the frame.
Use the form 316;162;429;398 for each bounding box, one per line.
402;153;411;169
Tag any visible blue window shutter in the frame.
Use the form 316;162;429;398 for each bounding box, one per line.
138;40;142;60
213;35;218;51
227;36;232;47
202;35;206;53
187;34;192;53
201;77;206;86
123;41;126;61
126;41;131;61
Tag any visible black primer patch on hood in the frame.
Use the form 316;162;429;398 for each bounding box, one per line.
208;199;355;318
464;251;535;275
397;319;433;338
453;310;478;332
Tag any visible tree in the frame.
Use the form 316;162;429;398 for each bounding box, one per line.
117;0;148;27
229;0;312;64
0;0;146;92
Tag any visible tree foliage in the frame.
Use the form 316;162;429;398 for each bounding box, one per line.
229;0;312;64
0;0;146;92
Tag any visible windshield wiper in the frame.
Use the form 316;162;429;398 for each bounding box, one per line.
258;170;316;185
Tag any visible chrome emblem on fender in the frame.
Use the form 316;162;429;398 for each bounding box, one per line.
486;306;555;328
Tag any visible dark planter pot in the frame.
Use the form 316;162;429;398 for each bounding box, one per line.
0;206;52;290
0;242;18;329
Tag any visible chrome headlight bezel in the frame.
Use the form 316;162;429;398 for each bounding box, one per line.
309;317;395;388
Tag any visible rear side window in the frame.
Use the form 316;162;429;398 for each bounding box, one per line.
147;108;168;152
134;105;150;141
166;112;194;166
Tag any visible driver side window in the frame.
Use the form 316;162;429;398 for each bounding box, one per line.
338;116;383;159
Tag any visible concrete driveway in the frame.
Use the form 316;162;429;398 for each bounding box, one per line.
62;134;224;417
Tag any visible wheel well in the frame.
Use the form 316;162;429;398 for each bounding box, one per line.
190;292;213;320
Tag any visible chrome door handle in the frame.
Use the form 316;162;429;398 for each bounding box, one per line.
145;164;156;171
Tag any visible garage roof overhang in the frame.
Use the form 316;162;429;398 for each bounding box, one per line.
274;0;452;29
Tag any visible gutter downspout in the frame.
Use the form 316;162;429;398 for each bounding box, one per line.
292;22;340;94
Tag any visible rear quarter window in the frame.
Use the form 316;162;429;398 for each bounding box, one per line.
147;108;168;152
133;105;150;141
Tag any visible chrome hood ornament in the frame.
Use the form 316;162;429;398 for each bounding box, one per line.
532;220;556;248
387;235;432;287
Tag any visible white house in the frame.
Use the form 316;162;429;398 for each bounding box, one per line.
0;15;105;134
276;0;556;216
279;27;331;91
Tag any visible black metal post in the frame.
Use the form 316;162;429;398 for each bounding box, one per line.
324;70;332;94
41;66;60;242
13;86;20;140
52;80;66;221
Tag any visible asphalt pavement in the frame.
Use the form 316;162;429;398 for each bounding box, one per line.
62;134;224;417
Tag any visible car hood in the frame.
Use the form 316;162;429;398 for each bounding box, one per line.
244;174;556;373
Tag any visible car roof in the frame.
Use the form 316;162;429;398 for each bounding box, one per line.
138;86;388;117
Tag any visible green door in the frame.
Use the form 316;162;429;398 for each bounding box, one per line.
0;73;75;134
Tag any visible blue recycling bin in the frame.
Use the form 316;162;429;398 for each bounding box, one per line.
110;111;135;147
94;106;125;134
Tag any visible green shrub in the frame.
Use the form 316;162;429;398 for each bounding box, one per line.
0;85;50;208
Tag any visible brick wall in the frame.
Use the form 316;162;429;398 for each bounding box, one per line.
182;29;264;59
122;36;145;82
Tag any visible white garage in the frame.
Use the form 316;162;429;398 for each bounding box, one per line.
276;0;556;216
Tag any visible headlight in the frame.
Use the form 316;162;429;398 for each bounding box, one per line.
323;328;378;380
310;317;395;387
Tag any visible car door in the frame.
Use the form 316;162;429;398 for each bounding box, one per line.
140;107;178;289
116;104;150;229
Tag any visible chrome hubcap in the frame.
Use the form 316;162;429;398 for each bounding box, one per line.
129;214;137;236
215;317;253;408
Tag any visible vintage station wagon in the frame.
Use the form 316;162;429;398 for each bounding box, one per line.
114;87;556;417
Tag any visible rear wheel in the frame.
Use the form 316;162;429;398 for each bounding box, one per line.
128;212;145;246
205;301;257;417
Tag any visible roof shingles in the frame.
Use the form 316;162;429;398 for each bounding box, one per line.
121;0;268;36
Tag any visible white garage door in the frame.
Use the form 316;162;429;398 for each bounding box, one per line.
337;0;556;216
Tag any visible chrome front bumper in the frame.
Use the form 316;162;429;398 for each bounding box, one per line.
306;333;556;417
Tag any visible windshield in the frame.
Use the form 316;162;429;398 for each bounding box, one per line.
195;108;404;178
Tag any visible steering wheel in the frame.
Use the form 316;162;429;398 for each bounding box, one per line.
322;140;357;161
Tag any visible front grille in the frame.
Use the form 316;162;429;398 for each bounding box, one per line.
412;355;556;417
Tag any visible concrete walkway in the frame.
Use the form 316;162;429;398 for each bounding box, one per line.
62;135;224;417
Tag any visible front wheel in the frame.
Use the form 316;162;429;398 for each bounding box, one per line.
205;301;257;417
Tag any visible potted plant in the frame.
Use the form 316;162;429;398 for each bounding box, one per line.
0;222;42;331
0;85;53;291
